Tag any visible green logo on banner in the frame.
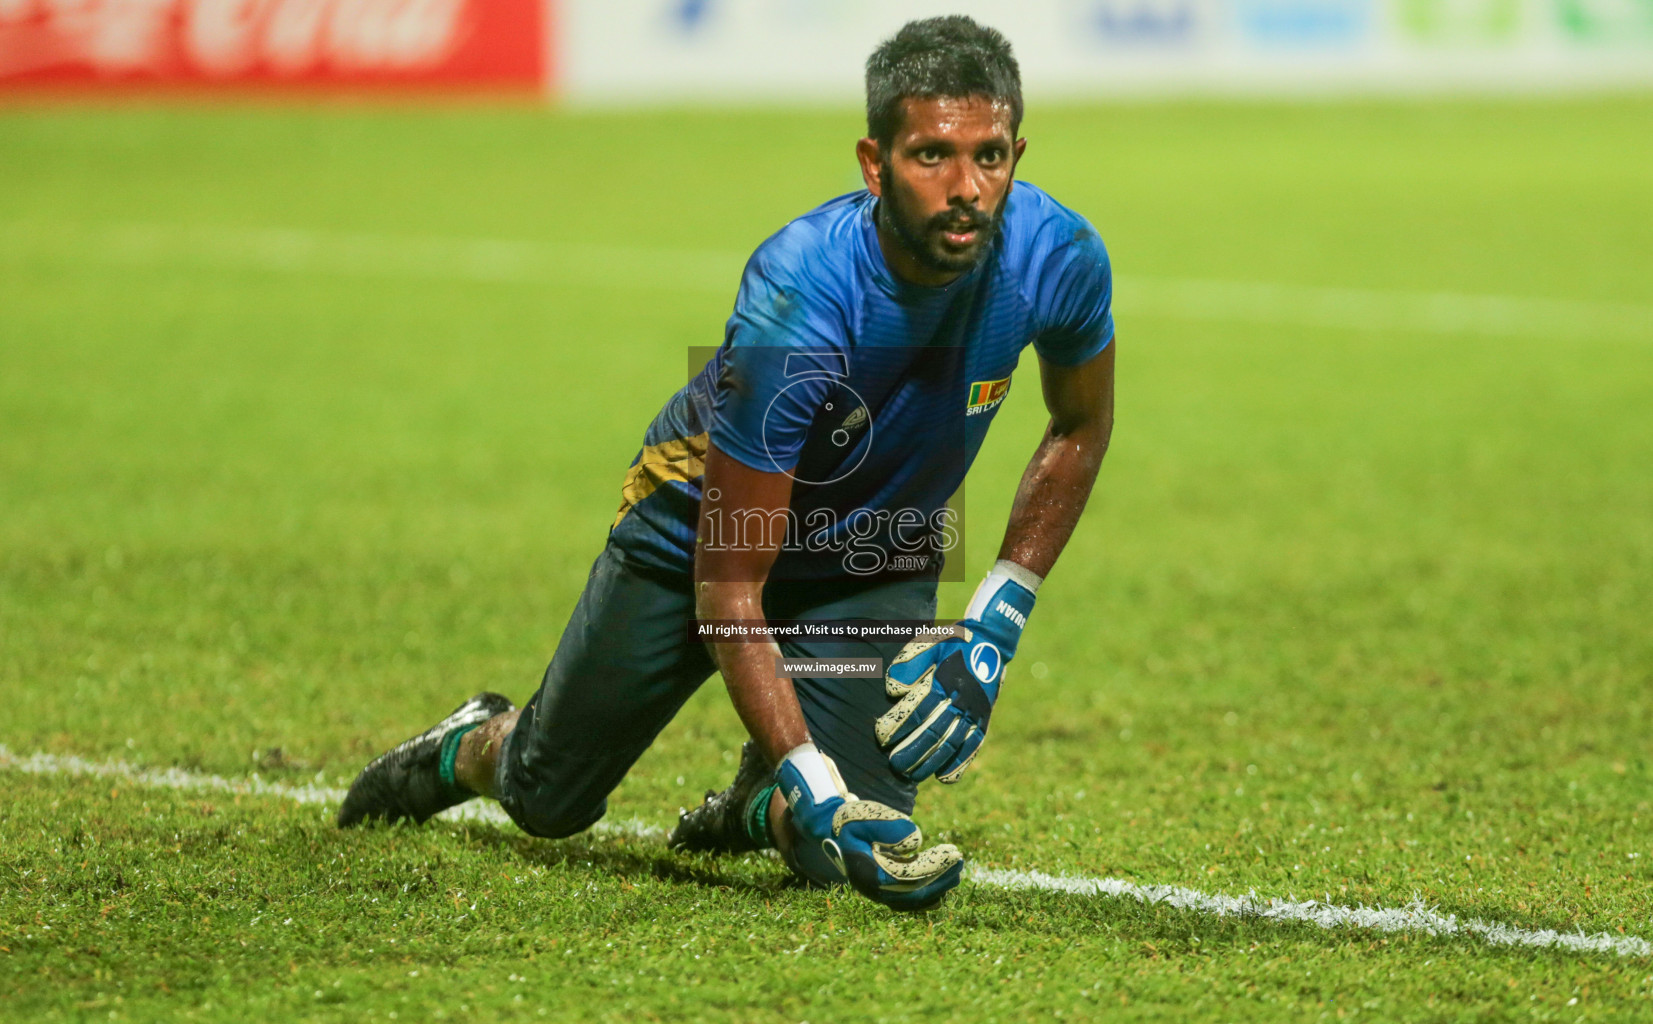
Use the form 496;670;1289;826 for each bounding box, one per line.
1556;0;1653;40
1397;0;1520;41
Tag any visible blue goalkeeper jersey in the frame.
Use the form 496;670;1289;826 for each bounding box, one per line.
607;181;1113;581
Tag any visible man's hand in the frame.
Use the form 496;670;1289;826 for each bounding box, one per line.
778;743;963;911
875;561;1041;783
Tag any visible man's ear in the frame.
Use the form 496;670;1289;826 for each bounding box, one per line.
855;137;884;197
1004;137;1028;197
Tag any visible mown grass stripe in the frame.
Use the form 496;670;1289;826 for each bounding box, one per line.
2;222;1647;340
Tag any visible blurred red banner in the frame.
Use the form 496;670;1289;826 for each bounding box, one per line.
0;0;545;90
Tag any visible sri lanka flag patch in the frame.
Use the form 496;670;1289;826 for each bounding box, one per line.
966;376;1011;416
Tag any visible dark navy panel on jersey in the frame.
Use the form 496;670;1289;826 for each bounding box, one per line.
608;182;1113;580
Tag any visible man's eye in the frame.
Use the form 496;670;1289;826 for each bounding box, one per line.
978;149;1005;165
917;148;943;162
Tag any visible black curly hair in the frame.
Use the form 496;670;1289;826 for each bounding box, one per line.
865;15;1023;148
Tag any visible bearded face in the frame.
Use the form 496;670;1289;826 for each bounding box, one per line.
879;155;1003;277
859;95;1022;286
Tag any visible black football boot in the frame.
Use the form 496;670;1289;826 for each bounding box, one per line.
667;741;777;854
337;692;515;827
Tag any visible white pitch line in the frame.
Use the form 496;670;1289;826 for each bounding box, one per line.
0;743;598;833
4;744;1648;958
976;868;1652;958
0;222;746;295
2;221;1647;341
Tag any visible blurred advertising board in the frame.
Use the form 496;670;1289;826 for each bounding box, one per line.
0;0;544;90
556;0;1653;100
3;0;1648;96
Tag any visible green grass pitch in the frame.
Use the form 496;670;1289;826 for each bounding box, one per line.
2;97;1651;1021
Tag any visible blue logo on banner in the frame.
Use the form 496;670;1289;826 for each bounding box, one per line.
674;0;716;32
1084;0;1202;44
1237;0;1372;44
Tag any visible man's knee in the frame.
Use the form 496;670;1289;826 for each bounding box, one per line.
494;726;615;838
502;789;607;840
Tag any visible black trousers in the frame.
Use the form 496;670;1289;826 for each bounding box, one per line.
494;543;939;838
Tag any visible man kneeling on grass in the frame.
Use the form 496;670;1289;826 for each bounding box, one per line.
338;15;1115;912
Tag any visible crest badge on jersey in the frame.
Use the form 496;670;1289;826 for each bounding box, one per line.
966;376;1011;416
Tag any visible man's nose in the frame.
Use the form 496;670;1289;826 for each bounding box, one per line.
946;157;983;207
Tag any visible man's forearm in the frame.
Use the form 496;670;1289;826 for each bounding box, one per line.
697;580;811;766
996;420;1108;578
694;447;814;767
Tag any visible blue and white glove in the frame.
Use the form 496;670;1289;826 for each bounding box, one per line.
876;560;1041;784
777;743;964;912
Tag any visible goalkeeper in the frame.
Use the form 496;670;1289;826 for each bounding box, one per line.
337;15;1115;912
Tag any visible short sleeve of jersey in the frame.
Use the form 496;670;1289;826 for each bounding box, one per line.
710;241;851;474
1031;222;1115;367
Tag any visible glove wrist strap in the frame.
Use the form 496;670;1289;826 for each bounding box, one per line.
778;742;843;808
963;560;1042;628
990;559;1044;594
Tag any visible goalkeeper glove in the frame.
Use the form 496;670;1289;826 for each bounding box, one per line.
875;559;1041;784
777;743;963;912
